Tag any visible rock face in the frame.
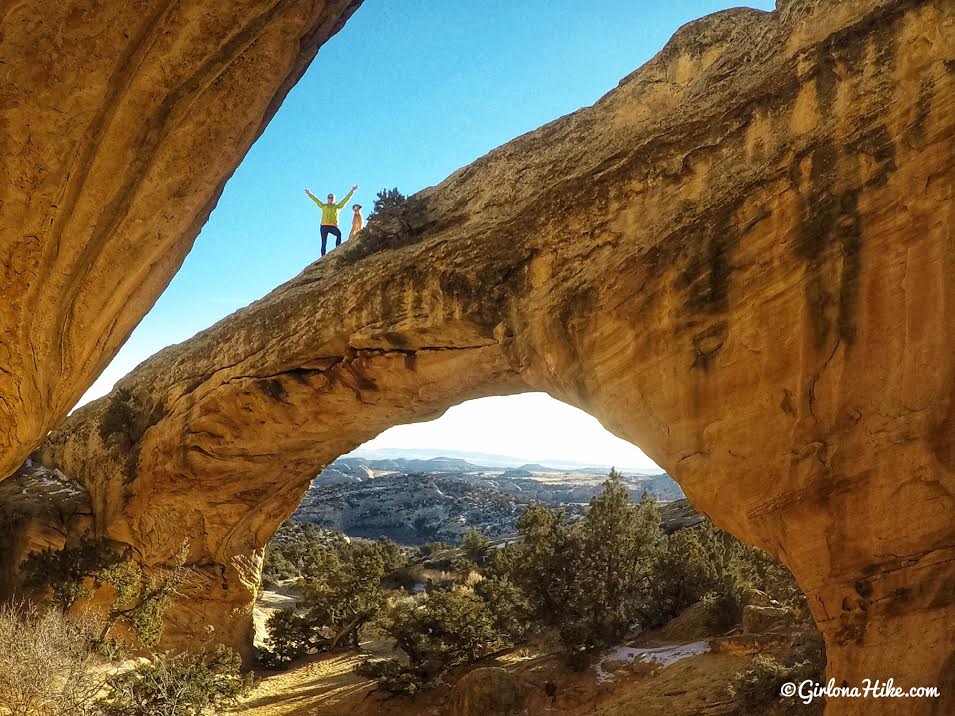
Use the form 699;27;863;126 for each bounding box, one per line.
21;0;955;712
742;604;794;634
0;0;364;481
448;667;531;716
0;463;92;599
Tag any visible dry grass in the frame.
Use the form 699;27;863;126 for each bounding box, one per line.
0;603;109;716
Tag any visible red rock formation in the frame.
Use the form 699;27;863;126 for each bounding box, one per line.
0;0;363;480
8;0;955;713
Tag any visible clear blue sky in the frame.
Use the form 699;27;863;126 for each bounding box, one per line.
80;1;774;464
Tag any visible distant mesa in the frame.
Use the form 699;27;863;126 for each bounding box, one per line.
500;468;534;478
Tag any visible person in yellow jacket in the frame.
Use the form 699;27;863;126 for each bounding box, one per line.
305;185;358;255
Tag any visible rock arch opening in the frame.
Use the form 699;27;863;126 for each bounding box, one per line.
288;392;669;545
5;1;952;711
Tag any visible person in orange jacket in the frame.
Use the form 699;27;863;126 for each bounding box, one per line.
305;185;357;255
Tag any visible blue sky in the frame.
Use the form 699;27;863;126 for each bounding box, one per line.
80;1;775;466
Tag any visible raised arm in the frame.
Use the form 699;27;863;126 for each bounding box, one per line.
305;189;326;208
336;185;358;209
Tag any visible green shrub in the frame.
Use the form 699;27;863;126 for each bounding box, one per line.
452;556;478;586
98;645;252;716
461;529;492;566
511;471;663;660
355;658;424;695
706;574;748;632
474;574;533;642
729;654;820;710
261;521;348;585
342;187;426;262
371;187;408;215
98;388;138;445
20;537;185;648
646;525;719;625
381;591;502;673
648;518;802;632
261;609;313;667
383;563;427;593
22;537;128;612
261;536;411;667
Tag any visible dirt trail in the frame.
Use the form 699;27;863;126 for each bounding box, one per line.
229;640;755;716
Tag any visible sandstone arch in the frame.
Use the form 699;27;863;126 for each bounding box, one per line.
22;0;955;713
0;0;363;481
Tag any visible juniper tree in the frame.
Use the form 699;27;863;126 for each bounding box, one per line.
20;537;185;648
572;470;663;648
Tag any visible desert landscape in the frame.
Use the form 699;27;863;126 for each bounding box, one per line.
0;0;952;714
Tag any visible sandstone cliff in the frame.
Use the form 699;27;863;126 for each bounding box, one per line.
25;1;955;713
0;0;363;480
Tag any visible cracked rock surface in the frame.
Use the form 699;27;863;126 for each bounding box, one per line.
15;1;955;711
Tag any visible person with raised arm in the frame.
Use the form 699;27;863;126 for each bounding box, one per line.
305;184;358;256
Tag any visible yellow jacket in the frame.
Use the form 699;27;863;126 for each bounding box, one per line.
307;189;355;226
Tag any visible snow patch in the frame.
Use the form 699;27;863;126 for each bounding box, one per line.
594;641;710;683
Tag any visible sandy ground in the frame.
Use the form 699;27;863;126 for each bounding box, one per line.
230;623;766;716
233;590;813;715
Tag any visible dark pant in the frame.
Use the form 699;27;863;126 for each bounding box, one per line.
320;225;342;255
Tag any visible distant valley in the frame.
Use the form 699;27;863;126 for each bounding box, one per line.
292;456;685;544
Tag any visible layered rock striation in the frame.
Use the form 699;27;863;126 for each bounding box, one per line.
19;0;955;712
0;0;363;480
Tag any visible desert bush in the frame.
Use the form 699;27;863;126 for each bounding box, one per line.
20;537;185;648
646;518;803;632
381;591;502;672
511;506;576;623
729;654;821;710
474;574;533;642
343;187;426;261
740;542;806;609
452;556;478;586
299;541;388;649
262;609;313;667
21;537;128;613
0;603;108;716
371;187;408;215
647;525;719;625
97;645;252;716
261;521;349;586
354;658;424;695
570;474;662;648
382;563;427;593
98;388;138;446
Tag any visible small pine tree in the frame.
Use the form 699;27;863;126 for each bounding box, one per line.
262;609;312;666
371;187;407;215
474;573;533;642
570;470;663;650
452;556;478;586
460;529;492;566
262;537;409;666
343;187;425;261
510;470;665;662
